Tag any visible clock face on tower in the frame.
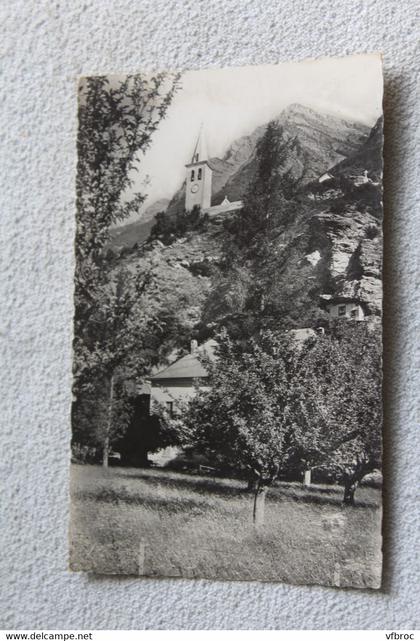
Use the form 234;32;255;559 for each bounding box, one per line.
191;184;199;193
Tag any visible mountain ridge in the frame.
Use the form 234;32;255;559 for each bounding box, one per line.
112;104;372;249
109;198;170;251
167;103;370;216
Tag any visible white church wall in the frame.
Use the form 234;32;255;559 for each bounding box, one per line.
185;161;213;211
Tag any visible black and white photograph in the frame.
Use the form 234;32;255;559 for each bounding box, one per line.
70;54;384;588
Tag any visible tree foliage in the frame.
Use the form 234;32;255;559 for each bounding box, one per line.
229;120;300;252
74;73;180;337
288;322;382;503
72;73;180;458
150;205;209;244
179;322;382;513
183;331;295;484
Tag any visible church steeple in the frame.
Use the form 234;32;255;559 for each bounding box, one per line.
185;124;212;212
190;124;208;163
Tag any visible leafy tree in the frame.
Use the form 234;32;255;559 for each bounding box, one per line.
72;242;211;464
73;73;180;464
288;322;382;504
75;74;179;331
182;330;295;527
180;322;381;526
73;261;163;464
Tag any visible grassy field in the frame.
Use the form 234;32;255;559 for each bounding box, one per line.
70;464;382;588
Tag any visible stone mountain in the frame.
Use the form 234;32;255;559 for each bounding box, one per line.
112;106;382;361
166;103;370;217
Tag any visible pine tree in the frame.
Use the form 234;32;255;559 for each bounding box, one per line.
233;120;298;252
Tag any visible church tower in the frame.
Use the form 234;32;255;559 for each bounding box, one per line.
185;126;212;212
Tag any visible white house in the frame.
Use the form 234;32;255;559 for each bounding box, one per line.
351;169;370;186
150;339;217;414
320;294;365;321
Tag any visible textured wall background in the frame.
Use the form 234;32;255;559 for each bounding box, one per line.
1;0;419;630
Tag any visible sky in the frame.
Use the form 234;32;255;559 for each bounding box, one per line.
124;54;383;223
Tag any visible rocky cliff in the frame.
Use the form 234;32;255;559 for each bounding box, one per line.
304;116;383;315
113;107;382;357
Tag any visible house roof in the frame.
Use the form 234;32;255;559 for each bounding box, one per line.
320;293;362;305
327;297;362;305
151;339;217;381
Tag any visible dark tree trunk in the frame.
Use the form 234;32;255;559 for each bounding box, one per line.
253;483;267;529
343;478;359;506
247;478;258;491
342;458;371;505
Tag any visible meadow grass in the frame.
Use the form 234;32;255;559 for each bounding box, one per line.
70;464;382;588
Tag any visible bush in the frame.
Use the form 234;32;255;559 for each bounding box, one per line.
151;207;209;244
365;223;380;240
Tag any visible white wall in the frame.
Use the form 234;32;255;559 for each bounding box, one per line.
185;162;213;211
152;381;210;403
1;0;418;630
327;302;365;320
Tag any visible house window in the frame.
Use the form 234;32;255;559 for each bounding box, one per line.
198;167;202;180
350;308;358;319
191;170;195;181
166;401;174;417
338;304;346;317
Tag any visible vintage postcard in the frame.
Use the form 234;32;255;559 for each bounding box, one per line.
70;54;383;588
